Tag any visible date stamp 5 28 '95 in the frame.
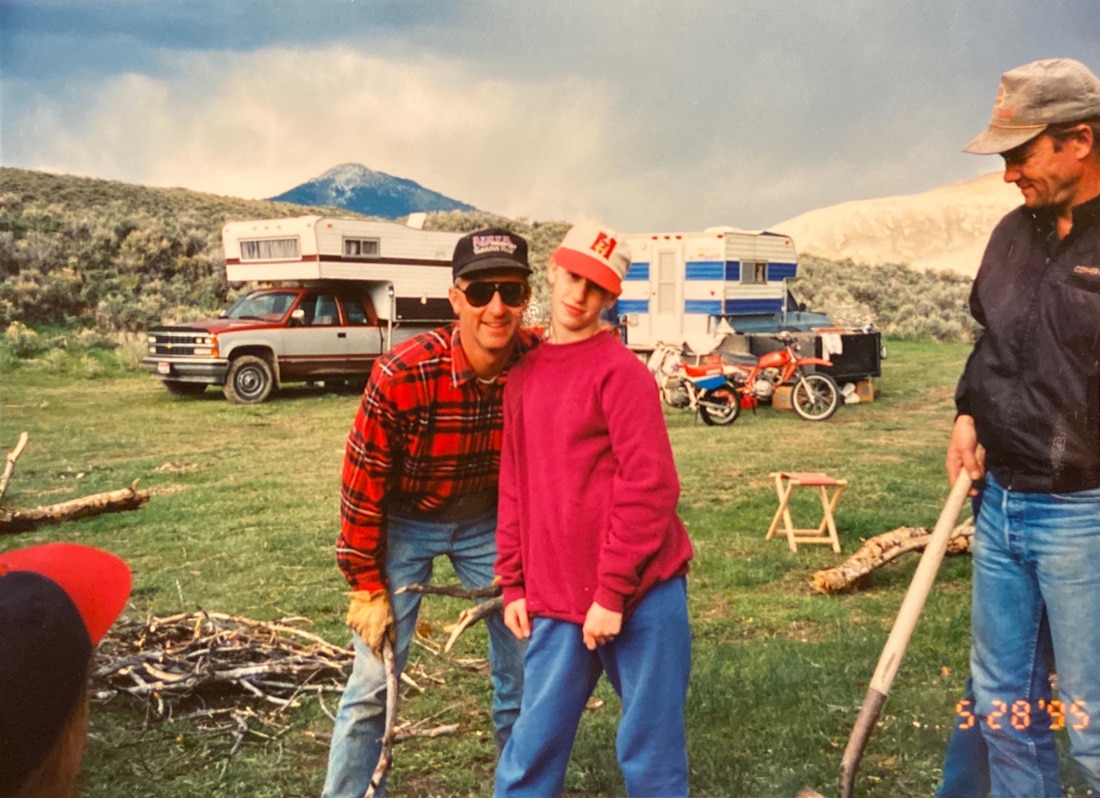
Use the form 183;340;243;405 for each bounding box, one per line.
956;699;1090;732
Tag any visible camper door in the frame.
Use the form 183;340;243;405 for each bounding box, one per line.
650;245;684;344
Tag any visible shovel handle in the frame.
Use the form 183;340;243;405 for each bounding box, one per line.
837;471;972;798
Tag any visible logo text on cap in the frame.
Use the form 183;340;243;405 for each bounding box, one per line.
472;235;518;256
590;232;617;259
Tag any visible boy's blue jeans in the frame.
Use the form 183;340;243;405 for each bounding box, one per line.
964;474;1100;797
322;511;524;798
494;577;691;798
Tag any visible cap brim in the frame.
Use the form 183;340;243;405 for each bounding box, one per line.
0;543;131;644
454;257;531;279
963;123;1046;154
553;249;622;296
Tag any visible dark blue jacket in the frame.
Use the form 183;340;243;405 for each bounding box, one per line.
956;193;1100;493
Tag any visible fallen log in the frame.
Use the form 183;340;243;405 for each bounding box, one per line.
810;519;974;594
0;431;29;504
0;478;152;534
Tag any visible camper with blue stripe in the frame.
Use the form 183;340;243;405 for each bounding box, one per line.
616;226;827;354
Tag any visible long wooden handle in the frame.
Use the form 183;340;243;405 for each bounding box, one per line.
837;471;972;798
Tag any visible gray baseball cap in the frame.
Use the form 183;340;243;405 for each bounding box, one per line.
964;58;1100;155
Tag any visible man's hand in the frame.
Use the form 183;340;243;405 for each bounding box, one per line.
947;414;985;495
504;598;531;640
582;602;622;651
346;589;395;659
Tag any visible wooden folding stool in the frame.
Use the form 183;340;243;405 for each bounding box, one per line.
765;471;846;553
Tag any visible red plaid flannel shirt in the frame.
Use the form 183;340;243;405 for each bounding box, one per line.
336;324;540;592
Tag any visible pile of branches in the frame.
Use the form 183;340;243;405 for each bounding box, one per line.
92;611;351;754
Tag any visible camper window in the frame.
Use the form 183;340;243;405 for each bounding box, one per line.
742;262;768;285
344;238;380;258
240;238;300;261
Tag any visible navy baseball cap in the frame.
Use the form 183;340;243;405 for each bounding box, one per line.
0;543;131;793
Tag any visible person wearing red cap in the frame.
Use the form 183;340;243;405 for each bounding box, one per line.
938;57;1100;797
0;543;132;798
493;221;694;797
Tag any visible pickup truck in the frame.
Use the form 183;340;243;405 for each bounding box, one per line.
142;285;440;403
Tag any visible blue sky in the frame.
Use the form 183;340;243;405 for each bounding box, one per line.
2;0;1097;230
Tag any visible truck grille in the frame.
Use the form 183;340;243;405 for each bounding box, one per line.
148;331;210;357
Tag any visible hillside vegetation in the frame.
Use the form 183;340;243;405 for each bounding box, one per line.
1;167;974;342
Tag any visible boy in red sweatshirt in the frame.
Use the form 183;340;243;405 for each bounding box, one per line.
493;221;693;797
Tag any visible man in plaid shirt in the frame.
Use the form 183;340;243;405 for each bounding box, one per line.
323;228;538;798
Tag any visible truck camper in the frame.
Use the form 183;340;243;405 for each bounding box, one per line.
617;226;882;384
142;216;462;403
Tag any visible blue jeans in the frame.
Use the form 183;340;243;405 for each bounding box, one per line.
322;511;525;798
937;618;1056;798
494;577;691;798
936;491;1060;798
968;474;1100;797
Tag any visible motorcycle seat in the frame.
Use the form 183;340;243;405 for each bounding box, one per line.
719;352;759;367
683;362;725;378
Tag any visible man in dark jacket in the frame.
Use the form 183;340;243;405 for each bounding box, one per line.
940;57;1100;798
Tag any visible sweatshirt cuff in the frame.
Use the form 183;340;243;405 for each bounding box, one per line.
593;585;625;613
502;585;526;607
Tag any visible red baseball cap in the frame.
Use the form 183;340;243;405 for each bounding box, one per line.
0;543;131;793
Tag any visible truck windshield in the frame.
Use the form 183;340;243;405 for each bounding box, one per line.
222;291;298;321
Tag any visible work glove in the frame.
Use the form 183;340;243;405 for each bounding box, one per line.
346;589;395;660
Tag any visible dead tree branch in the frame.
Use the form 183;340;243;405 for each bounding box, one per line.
811;519;974;594
365;638;398;798
0;431;29;505
0;478;152;534
445;596;504;653
395;583;501;600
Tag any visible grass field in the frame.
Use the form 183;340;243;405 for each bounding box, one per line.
0;340;1088;797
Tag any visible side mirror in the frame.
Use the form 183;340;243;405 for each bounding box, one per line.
290;308;306;326
798;302;807;312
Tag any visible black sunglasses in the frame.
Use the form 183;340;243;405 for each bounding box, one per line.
457;281;530;308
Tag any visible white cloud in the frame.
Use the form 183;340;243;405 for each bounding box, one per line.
6;46;659;223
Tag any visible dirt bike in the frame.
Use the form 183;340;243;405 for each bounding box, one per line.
722;332;840;421
647;343;741;426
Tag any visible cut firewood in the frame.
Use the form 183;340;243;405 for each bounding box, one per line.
0;431;29;505
0;478;152;534
810;519;974;594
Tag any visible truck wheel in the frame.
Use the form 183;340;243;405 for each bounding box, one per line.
223;355;275;404
163;380;207;397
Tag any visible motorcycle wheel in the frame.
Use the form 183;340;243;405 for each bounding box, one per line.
699;384;741;426
791;373;840;421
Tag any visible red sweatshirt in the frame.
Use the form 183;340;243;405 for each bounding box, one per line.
494;332;693;624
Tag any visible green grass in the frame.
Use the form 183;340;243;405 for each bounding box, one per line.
0;340;1088;796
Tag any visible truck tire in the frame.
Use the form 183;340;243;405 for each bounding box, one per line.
163;380;207;397
223;355;275;404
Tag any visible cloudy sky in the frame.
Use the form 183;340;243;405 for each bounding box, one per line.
1;1;1096;231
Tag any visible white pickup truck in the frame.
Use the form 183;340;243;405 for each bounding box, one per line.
143;284;441;403
144;215;463;403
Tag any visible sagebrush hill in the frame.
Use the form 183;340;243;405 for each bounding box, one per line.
0;167;976;341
